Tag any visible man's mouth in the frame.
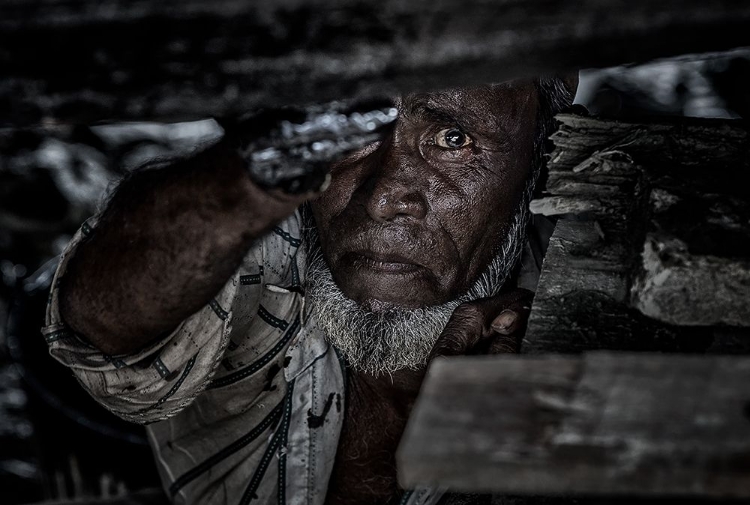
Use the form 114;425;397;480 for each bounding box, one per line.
327;241;446;308
343;251;425;274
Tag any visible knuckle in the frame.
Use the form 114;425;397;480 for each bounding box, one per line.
431;334;463;357
488;335;520;354
451;302;484;323
438;334;463;351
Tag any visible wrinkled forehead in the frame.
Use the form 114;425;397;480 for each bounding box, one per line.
394;80;539;135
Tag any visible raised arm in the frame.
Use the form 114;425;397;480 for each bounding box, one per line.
58;103;394;356
58;137;312;356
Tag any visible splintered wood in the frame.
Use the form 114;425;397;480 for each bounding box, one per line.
525;114;750;354
398;353;750;497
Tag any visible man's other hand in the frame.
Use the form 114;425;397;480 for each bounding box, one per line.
429;289;533;358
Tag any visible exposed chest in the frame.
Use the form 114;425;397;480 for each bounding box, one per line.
324;371;421;505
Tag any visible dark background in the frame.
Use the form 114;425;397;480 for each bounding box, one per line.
1;48;749;504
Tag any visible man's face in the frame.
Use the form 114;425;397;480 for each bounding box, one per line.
310;81;539;311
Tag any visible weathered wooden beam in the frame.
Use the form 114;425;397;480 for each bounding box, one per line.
0;101;395;237
398;352;750;497
524;114;750;354
2;0;750;125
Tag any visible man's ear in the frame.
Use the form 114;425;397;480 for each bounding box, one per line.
561;72;579;98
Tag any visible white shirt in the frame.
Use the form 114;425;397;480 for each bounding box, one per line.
43;210;444;505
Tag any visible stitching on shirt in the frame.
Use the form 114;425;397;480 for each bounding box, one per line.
239;427;283;504
275;258;304;295
146;312;235;423
126;355;196;416
153;357;171;379
169;401;284;497
240;266;265;285
257;305;289;331
276;379;295;505
44;328;72;343
291;258;300;288
209;299;229;321
80;220;94;237
102;354;127;369
207;316;300;390
308;361;318;504
239;380;295;505
272;226;302;248
115;319;232;424
240;274;262;285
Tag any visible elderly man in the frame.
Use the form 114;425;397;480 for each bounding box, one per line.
43;78;575;505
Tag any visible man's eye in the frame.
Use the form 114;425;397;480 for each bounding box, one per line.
435;128;473;149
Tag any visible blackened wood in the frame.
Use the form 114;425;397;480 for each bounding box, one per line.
398;352;750;497
2;0;750;125
524;114;750;354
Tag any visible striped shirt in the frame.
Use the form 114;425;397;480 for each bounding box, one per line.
42;210;444;505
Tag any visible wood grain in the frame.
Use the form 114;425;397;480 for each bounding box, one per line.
525;114;750;354
398;352;750;497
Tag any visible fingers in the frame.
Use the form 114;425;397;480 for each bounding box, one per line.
430;289;534;359
491;309;520;335
486;296;532;353
429;304;485;359
486;334;520;354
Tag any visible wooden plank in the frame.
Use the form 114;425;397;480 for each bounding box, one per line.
2;0;750;125
633;235;750;327
524;115;750;354
398;352;750;497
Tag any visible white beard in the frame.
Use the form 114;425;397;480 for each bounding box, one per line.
303;194;530;377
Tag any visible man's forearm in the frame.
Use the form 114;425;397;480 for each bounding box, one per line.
59;138;307;355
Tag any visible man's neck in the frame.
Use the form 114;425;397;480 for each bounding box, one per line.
350;365;427;400
326;365;427;505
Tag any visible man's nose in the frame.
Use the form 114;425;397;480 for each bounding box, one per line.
362;146;429;223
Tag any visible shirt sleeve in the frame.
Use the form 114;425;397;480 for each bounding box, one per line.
42;211;300;424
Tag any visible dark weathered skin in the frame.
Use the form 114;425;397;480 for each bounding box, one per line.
59;81;544;503
310;84;538;310
311;83;540;505
59;138;310;355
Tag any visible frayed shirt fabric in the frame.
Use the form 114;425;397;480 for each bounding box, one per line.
43;210;548;505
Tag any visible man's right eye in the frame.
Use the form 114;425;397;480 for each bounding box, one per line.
435;128;473;149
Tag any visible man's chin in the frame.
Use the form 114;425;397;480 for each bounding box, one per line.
339;288;438;313
305;254;460;377
355;297;405;313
